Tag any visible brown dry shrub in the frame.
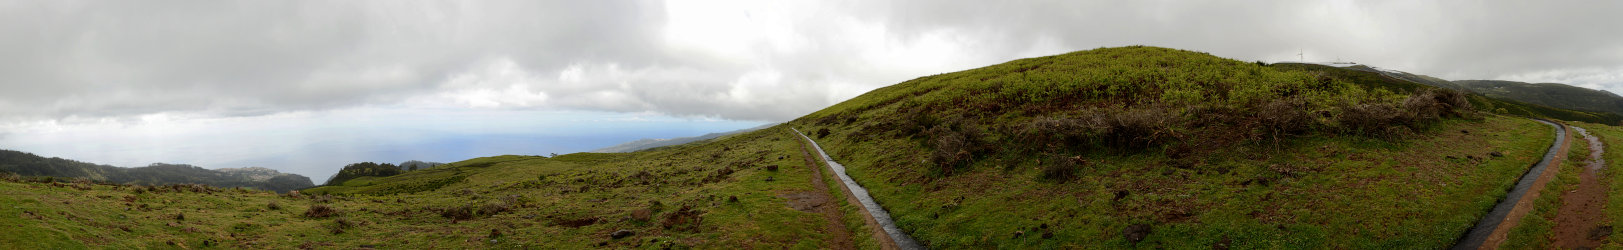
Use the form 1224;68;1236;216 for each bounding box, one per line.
1085;108;1177;150
479;202;511;216
1019;117;1090;150
1336;103;1410;138
926;116;990;176
440;204;475;221
304;204;339;218
1257;98;1314;142
0;172;18;182
1040;155;1088;182
660;205;704;232
1404;88;1473;120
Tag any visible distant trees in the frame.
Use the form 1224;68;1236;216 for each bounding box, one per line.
396;160;443;171
324;162;403;186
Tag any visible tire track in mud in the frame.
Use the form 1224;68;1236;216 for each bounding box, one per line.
1550;126;1609;249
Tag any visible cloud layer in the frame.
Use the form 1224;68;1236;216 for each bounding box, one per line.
4;0;1623;123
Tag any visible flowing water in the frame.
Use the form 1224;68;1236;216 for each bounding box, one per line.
794;128;923;249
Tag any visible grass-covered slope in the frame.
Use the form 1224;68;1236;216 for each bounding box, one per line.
790;46;1553;248
1;128;865;248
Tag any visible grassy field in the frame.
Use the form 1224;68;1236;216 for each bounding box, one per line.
1;127;855;249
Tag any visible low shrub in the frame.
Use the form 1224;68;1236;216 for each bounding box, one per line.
440;204;475;221
926;116;991;176
661;205;704;232
304;204;339;218
1040;154;1087;182
1256;98;1314;142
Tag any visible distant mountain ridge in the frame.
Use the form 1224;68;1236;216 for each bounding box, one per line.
1272;62;1623;125
1454;80;1623;117
591;123;780;153
0;149;314;192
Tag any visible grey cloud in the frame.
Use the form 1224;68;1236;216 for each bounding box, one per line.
0;1;666;121
6;0;1623;123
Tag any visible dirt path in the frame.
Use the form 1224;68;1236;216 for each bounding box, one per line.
793;128;922;250
1551;126;1610;249
1456;119;1570;250
788;129;857;250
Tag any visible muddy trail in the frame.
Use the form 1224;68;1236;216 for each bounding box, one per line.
1551;126;1611;249
1456;119;1570;250
788;129;857;250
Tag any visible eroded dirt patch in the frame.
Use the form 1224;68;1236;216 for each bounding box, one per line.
778;191;831;212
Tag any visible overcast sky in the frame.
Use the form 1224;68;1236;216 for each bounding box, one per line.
3;0;1622;181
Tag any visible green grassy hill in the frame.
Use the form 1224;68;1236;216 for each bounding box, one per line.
1456;80;1623;119
0;46;1577;248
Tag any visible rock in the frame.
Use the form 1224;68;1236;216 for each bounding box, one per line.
765;176;774;182
611;229;634;239
728;196;738;202
1041;231;1053;239
1212;236;1231;250
1012;231;1024;239
766;165;779;171
1460;129;1470;134
1113;190;1130;201
1490;151;1504;157
1123;224;1152;243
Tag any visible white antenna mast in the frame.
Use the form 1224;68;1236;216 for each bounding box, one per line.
1298;49;1304;62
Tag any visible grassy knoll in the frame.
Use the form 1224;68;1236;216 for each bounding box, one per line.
792;46;1553;248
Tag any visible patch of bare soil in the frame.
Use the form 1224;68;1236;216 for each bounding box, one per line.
1553;126;1610;249
792;131;856;250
